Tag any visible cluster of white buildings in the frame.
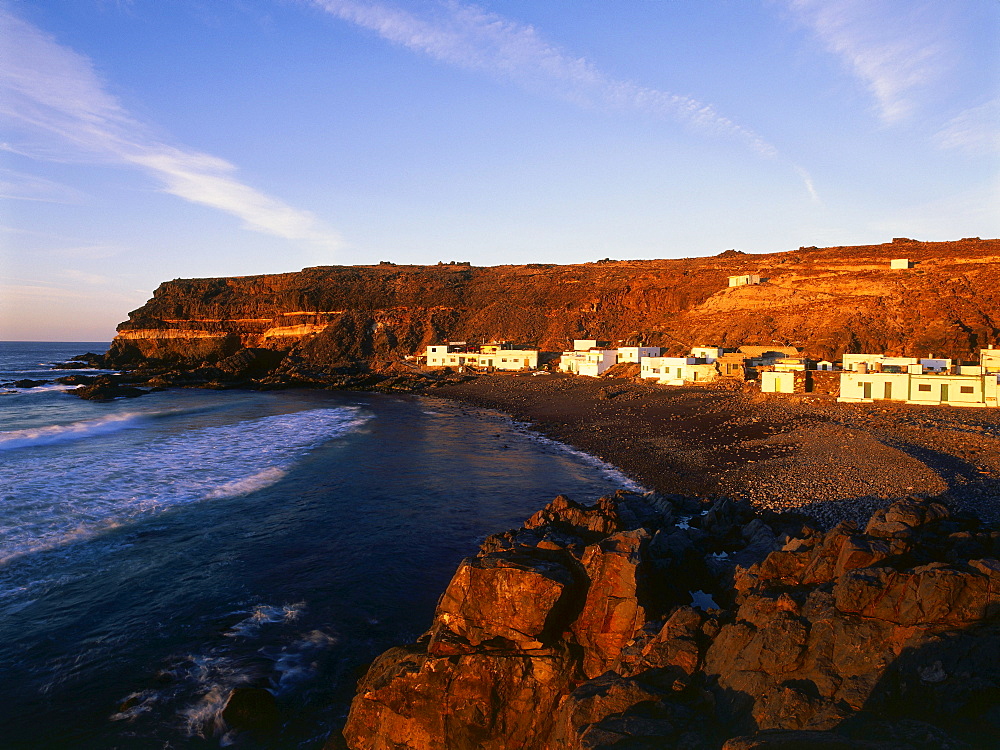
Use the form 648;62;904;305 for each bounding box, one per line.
425;342;540;371
425;339;1000;409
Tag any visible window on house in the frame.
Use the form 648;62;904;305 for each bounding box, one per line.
960;386;974;394
918;384;931;392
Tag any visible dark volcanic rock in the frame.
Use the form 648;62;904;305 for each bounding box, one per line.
339;494;1000;750
75;376;147;400
8;379;49;388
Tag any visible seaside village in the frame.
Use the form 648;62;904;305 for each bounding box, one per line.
424;269;1000;409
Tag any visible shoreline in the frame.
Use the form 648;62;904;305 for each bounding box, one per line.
429;372;1000;528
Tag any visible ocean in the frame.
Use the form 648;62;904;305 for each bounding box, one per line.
0;342;640;749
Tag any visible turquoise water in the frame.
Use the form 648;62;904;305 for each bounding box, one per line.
0;342;639;748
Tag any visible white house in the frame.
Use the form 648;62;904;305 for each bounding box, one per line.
691;346;724;362
838;371;998;407
816;360;836;371
426;344;538;370
841;354;919;373
560;348;617;376
616;346;661;363
761;371;796;393
774;358;809;372
919;358;951;373
573;339;609;351
890;258;913;269
728;274;761;287
641;356;718;385
578;350;618;377
981;348;1000;373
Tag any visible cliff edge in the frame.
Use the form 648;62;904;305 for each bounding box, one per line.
105;239;1000;374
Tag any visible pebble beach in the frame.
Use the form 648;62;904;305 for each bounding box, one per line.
433;373;1000;528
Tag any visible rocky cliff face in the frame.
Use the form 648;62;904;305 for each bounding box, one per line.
340;492;1000;749
106;239;1000;371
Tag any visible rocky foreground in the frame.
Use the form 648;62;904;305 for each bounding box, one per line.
339;492;1000;750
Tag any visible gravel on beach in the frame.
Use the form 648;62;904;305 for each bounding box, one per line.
431;373;1000;528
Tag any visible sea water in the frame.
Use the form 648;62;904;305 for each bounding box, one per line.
0;342;639;748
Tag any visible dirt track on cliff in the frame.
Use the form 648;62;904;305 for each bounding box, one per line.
432;374;1000;527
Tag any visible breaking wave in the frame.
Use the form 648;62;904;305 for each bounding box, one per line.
0;406;370;567
206;468;289;500
0;411;148;451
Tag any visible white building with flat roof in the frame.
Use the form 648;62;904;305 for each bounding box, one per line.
981;348;1000;373
691;346;724;362
842;354;919;373
761;371;796;393
641;356;717;385
560;348;617;376
616;346;661;363
426;344;538;370
728;274;761;287
838;371;998;407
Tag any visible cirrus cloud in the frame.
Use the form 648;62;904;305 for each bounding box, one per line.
0;6;341;248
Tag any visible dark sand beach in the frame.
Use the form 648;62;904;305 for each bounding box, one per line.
433;373;1000;527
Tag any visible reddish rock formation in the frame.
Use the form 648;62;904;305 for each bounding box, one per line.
105;239;1000;375
339;493;1000;749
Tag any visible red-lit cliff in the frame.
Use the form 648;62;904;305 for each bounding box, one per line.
106;238;1000;370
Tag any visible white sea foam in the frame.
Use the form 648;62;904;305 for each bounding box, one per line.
206;468;288;500
0;406;371;567
6;383;83;394
268;629;338;692
511;421;647;492
0;411;147;450
224;602;306;637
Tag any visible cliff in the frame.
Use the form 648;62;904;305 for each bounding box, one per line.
106;238;1000;372
340;492;1000;749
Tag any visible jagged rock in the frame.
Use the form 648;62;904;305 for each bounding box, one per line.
864;498;950;538
548;672;662;748
75;376;146;400
571;530;649;678
342;644;576;750
9;378;50;388
216;347;286;378
341;495;1000;750
429;550;580;651
524;495;625;538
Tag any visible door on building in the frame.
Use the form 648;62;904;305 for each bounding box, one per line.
884;382;892;400
941;384;949;403
862;382;872;399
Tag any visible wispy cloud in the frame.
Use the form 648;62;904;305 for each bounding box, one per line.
61;269;114;286
781;0;946;123
935;99;1000;156
0;167;86;203
0;6;340;247
307;0;777;157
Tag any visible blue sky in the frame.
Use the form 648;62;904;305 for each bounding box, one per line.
1;0;997;340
